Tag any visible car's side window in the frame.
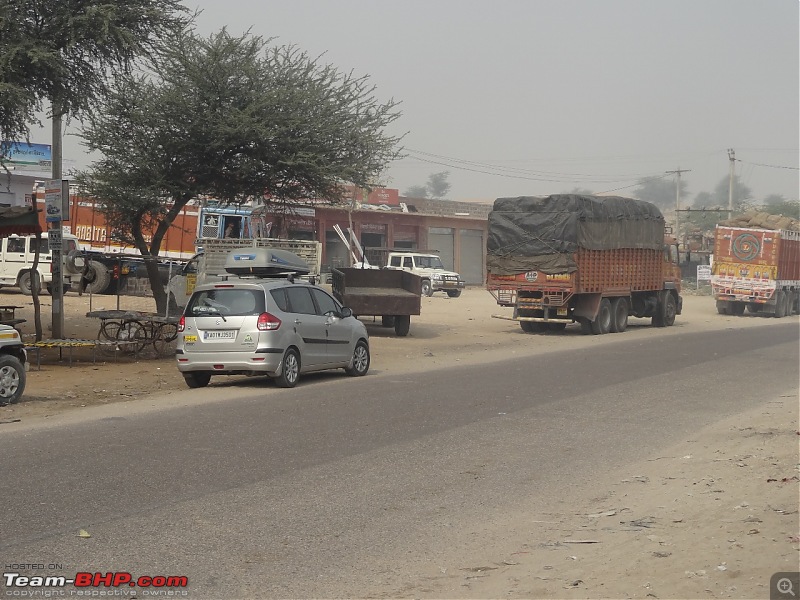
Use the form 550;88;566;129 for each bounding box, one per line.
390;256;401;267
269;288;289;312
311;288;339;316
403;257;413;268
7;238;25;253
285;287;316;315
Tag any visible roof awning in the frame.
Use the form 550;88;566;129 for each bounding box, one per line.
0;206;42;236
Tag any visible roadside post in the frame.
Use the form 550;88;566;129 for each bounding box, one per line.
45;179;69;338
697;264;712;290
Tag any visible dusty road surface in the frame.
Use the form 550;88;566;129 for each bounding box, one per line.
0;287;797;599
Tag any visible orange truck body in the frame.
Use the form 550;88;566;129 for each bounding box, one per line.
711;225;800;316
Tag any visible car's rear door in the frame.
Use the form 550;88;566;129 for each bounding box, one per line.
310;287;353;364
183;286;264;353
284;286;328;367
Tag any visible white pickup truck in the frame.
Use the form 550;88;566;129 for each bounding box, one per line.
0;232;84;295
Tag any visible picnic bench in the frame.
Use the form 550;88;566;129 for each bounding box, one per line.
0;305;26;330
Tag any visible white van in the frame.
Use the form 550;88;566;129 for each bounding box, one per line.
0;232;84;295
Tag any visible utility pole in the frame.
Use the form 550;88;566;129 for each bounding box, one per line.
50;103;65;339
666;168;691;249
727;148;736;219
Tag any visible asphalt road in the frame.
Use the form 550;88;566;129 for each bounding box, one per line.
1;322;798;598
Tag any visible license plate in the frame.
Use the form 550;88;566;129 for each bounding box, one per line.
557;308;568;316
203;330;236;341
183;334;198;343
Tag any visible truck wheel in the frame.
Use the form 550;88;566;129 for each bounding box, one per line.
0;354;26;404
421;280;434;297
85;262;111;294
183;371;211;389
46;283;70;295
610;297;629;333
591;298;612;334
577;317;592;335
275;348;300;388
344;340;370;377
394;315;411;336
381;316;395;328
773;291;786;318
746;302;762;314
730;301;746;316
547;322;567;332
715;300;730;315
446;289;462;298
653;291;677;327
18;271;40;295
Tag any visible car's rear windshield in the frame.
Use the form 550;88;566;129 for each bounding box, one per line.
186;288;265;316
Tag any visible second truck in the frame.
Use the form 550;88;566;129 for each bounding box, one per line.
486;194;682;334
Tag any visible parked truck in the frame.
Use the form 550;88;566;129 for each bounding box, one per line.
486;194;682;334
331;267;422;336
711;225;800;317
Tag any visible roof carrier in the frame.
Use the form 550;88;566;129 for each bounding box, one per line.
224;247;311;277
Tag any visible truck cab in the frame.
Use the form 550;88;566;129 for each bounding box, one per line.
386;251;465;297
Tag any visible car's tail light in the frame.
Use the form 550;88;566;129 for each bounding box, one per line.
178;315;185;332
257;312;281;331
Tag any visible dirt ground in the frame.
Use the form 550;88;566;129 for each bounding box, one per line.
1;286;798;599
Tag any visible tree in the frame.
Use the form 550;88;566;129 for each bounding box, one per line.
77;30;403;313
760;194;800;219
697;175;753;213
404;171;450;199
404;185;429;199
564;187;596;195
631;176;688;212
0;0;189;145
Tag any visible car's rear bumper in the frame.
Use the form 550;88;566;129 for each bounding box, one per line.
176;347;284;374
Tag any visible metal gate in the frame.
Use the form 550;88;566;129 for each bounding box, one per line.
459;229;484;284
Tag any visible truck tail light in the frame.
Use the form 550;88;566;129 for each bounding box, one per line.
178;315;185;332
258;312;281;331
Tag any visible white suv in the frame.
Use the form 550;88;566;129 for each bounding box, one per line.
387;252;465;297
0;232;83;295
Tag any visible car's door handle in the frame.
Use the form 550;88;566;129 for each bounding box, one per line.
294;319;302;324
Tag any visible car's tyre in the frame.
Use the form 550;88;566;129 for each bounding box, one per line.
345;340;370;377
774;291;787;318
0;354;26;404
730;301;746;316
381;315;395;328
446;289;462;298
84;262;111;295
591;298;612;334
183;371;211;389
394;315;411;337
520;321;536;333
610;297;629;333
715;300;730;315
18;271;40;295
746;302;763;314
275;348;300;388
421;280;434;297
547;322;567;332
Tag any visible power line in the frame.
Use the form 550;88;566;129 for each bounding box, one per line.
736;159;800;170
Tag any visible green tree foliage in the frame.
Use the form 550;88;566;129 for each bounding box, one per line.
0;0;189;144
691;175;752;212
564;187;596;195
404;171;450;199
77;29;403;312
760;194;800;219
631;176;688;212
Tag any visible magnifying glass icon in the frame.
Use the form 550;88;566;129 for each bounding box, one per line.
778;578;796;596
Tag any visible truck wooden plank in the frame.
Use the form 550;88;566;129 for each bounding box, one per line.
711;225;800;317
331;267;422;336
486;194;682;334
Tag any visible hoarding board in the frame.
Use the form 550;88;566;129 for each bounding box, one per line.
0;141;52;169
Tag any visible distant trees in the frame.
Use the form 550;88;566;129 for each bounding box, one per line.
404;171;450;199
631;176;687;212
77;29;403;313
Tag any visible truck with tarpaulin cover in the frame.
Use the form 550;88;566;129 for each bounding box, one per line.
486;194;682;334
711;225;800;318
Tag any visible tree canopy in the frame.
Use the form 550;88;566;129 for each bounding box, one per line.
404;171;450;199
631;176;688;212
77;29;403;311
0;0;189;143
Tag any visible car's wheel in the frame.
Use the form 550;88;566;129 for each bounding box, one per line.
591;298;612;334
275;348;300;388
730;301;746;316
547;322;567;332
0;354;26;404
381;315;395;328
520;320;535;333
774;291;786;318
446;289;462;298
610;297;629;333
715;300;730;315
345;340;370;376
421;280;433;297
394;315;411;337
747;302;762;314
18;271;40;295
183;371;211;389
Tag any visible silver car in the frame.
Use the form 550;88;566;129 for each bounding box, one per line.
176;277;370;388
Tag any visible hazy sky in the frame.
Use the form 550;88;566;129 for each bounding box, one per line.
51;0;800;203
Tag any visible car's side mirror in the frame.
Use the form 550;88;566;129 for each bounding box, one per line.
340;307;353;318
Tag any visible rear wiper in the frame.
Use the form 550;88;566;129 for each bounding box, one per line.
203;299;228;321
